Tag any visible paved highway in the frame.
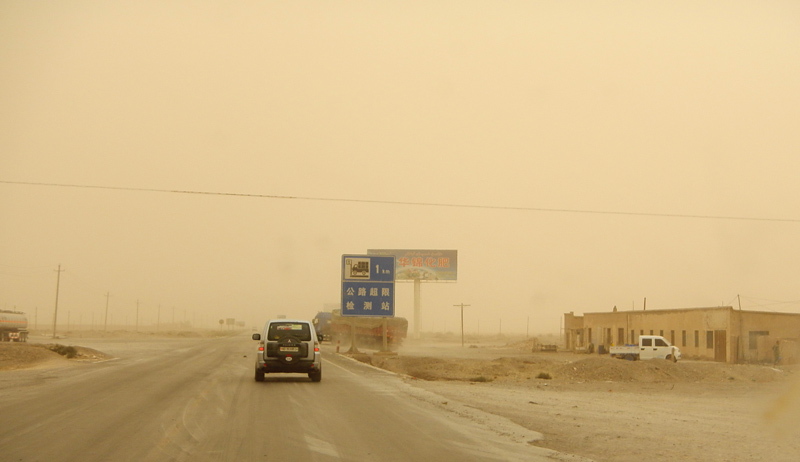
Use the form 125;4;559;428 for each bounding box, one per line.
0;335;580;462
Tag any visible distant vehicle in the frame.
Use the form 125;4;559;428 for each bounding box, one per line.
315;309;408;349
0;310;29;342
252;319;322;382
312;311;333;341
609;335;681;362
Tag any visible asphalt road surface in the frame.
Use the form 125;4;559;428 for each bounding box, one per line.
0;335;582;462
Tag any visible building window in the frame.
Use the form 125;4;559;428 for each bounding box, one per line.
706;331;714;349
670;330;675;345
630;330;635;344
618;328;625;345
682;330;687;347
588;328;592;344
694;330;699;348
749;331;769;350
650;329;654;335
606;328;612;344
660;330;664;337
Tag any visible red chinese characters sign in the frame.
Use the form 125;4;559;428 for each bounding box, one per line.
367;249;457;281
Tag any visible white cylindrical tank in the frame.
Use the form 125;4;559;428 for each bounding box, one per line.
0;310;29;341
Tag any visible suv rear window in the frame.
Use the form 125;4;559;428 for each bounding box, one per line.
267;322;312;341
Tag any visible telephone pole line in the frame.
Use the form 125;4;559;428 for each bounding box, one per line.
52;264;64;338
104;292;110;331
453;303;471;347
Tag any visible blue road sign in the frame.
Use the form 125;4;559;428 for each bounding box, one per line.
341;255;395;317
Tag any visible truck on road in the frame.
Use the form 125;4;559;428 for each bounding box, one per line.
609;335;681;362
313;309;408;349
312;311;333;341
0;310;29;342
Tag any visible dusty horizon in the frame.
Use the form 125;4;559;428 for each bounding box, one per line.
3;1;800;335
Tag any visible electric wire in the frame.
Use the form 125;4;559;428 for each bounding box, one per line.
3;180;799;223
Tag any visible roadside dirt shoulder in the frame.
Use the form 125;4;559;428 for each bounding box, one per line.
347;339;800;462
0;342;112;371
0;330;240;371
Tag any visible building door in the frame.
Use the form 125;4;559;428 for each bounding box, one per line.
714;330;727;362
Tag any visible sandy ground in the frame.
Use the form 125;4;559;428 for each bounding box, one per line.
0;341;112;370
4;332;800;461
349;337;800;462
0;330;226;371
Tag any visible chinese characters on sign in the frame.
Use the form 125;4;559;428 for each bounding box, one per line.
367;249;458;281
341;255;395;317
396;256;451;269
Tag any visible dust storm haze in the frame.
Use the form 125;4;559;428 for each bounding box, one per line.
2;1;799;335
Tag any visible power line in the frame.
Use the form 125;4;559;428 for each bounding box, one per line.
739;295;800;308
2;179;799;223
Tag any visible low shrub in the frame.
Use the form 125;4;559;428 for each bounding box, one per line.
47;344;78;359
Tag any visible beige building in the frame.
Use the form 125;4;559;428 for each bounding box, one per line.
564;306;800;364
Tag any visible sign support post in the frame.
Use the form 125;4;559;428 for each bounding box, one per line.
368;249;458;340
349;318;358;354
382;317;388;352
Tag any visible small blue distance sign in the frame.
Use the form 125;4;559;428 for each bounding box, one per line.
341;255;395;317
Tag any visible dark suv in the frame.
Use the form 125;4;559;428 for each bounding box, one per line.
252;319;322;382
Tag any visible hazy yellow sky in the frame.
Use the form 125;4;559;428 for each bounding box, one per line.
2;1;799;334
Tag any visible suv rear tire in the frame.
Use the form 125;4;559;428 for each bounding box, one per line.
308;369;322;382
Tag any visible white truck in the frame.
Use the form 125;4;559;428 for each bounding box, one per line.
609;335;681;362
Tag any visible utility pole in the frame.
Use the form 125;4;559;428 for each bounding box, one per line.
453;303;471;347
104;292;110;331
52;264;64;338
738;294;744;363
413;279;422;339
